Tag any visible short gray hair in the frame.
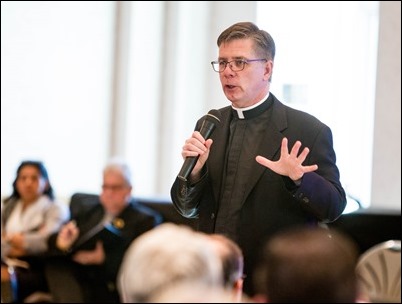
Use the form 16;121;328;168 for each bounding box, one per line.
103;157;132;187
117;223;223;302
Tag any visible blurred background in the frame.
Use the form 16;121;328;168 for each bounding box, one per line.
1;1;400;213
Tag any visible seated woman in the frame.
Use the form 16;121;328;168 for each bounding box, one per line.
1;160;69;302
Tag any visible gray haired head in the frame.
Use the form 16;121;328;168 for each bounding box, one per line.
103;157;132;187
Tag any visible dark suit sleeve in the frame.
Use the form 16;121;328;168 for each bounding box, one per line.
102;208;161;281
293;125;346;222
170;168;209;219
171;116;212;219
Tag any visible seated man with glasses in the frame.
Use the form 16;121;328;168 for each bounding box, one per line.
45;158;162;303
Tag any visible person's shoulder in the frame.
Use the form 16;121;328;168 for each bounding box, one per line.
39;195;60;209
50;199;70;221
1;197;18;219
126;198;163;222
217;105;232;113
271;94;327;126
197;106;232;123
215;105;232;118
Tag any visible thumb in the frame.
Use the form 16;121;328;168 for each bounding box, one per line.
256;155;271;167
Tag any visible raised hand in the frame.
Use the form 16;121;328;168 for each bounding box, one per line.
256;137;318;182
56;220;79;251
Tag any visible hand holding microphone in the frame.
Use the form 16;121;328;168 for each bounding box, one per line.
178;109;221;182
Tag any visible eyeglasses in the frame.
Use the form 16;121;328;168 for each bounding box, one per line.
102;184;127;192
211;58;267;73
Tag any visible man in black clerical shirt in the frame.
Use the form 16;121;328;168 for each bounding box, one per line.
170;21;346;296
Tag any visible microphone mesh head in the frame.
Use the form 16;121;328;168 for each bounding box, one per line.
206;109;222;124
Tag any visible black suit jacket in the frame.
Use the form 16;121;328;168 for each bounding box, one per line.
171;93;346;295
46;197;162;302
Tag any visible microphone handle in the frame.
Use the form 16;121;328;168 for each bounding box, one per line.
177;119;216;182
177;156;198;182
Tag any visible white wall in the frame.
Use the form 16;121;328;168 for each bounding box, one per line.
370;1;401;210
1;1;400;211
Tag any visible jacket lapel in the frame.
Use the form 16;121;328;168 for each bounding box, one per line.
208;106;231;204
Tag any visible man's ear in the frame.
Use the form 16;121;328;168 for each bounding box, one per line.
234;278;243;291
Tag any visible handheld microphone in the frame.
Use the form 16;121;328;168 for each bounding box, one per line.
177;109;221;182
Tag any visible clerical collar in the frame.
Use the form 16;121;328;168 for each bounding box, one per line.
231;93;270;119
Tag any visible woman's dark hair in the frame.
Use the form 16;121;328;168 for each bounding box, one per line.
4;160;55;202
